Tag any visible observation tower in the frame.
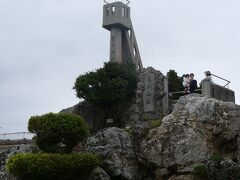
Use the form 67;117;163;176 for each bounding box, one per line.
103;0;143;70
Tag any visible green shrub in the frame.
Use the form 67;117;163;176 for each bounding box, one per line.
167;70;184;100
193;165;207;178
210;153;223;162
143;115;152;121
124;126;133;134
6;153;99;180
149;119;162;129
74;62;138;127
74;62;138;108
28;112;89;153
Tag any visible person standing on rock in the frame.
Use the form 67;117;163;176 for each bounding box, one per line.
204;71;213;83
182;74;191;94
189;73;197;93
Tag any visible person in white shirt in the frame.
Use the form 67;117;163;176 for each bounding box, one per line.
182;74;190;94
204;71;213;83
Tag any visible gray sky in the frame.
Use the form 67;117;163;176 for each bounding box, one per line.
1;0;240;133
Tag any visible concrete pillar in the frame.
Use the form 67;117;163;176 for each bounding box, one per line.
110;27;122;63
202;79;212;97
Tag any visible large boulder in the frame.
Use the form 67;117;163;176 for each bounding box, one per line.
138;94;240;178
86;127;147;180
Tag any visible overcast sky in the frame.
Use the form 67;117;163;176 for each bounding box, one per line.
1;0;240;133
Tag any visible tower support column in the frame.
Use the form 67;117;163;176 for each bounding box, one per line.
110;27;122;63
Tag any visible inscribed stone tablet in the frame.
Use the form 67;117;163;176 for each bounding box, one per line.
143;73;155;112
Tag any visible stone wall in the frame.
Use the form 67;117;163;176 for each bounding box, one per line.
61;102;105;132
202;79;235;103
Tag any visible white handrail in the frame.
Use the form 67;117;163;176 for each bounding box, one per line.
0;132;34;140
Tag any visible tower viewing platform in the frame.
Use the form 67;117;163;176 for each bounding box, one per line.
103;1;131;30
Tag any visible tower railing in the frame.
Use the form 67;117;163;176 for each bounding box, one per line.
206;72;231;88
104;0;130;5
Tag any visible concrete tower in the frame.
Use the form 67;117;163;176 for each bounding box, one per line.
103;1;143;70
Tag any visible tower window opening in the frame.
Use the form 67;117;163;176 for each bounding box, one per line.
122;6;125;17
128;30;132;38
106;6;110;16
112;6;116;13
126;8;129;18
133;45;137;58
138;63;141;70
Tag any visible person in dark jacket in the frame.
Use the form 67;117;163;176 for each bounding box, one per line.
189;73;197;93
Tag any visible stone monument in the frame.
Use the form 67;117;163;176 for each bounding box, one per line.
134;67;169;121
143;72;156;112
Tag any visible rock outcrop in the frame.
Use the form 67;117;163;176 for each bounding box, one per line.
85;94;240;179
2;94;240;180
0;144;35;179
138;94;240;179
86;127;148;180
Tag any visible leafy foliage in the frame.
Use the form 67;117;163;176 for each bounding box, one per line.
209;153;223;162
74;62;138;126
167;69;183;93
194;165;208;178
28;113;89;153
149;119;162;129
74;62;138;108
6;153;99;180
167;70;184;100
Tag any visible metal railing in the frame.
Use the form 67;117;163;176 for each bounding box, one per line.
104;0;130;5
205;71;231;88
210;73;230;87
0;132;34;140
169;89;202;96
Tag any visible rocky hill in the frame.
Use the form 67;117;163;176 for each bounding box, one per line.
1;94;240;180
